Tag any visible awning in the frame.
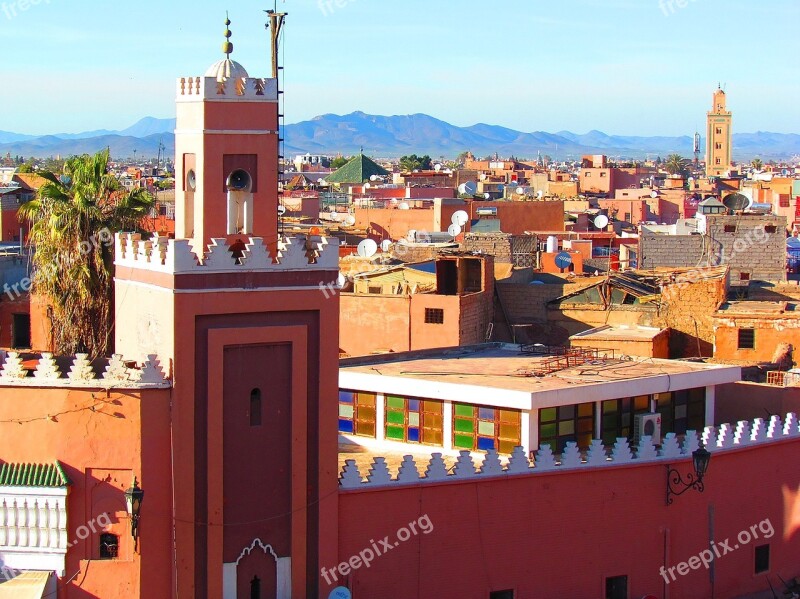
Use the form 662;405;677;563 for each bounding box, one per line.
0;571;51;599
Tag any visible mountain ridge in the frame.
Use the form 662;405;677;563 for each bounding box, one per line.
1;113;798;160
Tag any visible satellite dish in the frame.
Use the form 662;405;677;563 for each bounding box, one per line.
357;239;378;258
483;193;491;199
369;174;379;181
390;198;398;205
363;182;371;190
336;273;346;288
277;205;287;216
555;252;573;270
594;215;610;229
329;212;340;222
381;239;392;252
451;210;469;227
463;181;477;195
516;187;526;195
723;193;752;212
434;163;442;172
407;229;417;241
343;215;356;227
398;202;410;210
479;173;487;181
536;190;544;199
448;224;462;237
650;190;659;199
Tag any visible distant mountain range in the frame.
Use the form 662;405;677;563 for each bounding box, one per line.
1;113;798;161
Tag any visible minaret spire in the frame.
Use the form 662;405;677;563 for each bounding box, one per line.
223;13;233;58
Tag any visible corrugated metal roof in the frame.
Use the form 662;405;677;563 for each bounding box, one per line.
0;462;70;488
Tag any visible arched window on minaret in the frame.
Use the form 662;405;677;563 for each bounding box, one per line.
227;169;253;234
250;388;262;427
250;575;261;599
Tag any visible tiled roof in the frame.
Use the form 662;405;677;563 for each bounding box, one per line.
12;173;47;191
0;461;71;488
326;153;389;184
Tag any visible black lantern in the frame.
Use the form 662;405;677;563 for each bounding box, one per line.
124;477;144;548
666;443;711;505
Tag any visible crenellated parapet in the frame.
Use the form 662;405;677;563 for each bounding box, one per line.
0;352;169;389
177;76;278;101
115;232;339;275
339;413;800;489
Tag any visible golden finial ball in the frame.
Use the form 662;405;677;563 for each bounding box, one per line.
222;41;233;54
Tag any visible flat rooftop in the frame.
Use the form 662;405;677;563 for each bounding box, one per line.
716;301;799;316
570;324;666;341
340;344;741;410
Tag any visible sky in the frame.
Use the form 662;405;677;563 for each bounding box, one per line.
1;0;798;136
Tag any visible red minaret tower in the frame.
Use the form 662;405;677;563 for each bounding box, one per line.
113;15;340;598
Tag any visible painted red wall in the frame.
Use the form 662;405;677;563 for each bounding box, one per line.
336;439;800;599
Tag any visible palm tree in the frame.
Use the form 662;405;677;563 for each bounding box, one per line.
19;149;154;357
751;158;763;171
664;154;687;176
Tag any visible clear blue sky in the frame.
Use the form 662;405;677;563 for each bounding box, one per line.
2;0;798;136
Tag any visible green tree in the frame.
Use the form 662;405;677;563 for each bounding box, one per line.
330;156;349;169
17;161;35;173
751;157;763;171
664;154;688;176
19;149;154;357
399;154;432;171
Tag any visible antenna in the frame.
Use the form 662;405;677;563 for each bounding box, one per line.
266;3;288;230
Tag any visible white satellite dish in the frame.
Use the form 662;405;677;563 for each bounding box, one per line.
343;214;356;226
407;229;417;241
483;193;491;199
357;239;378;258
594;214;610;229
277;205;287;216
398;202;410;210
516;187;526;195
451;210;469;227
363;182;371;190
329;212;340;222
381;239;392;252
336;273;346;288
479;173;487;181
369;174;379;181
434;163;442;172
650;190;659;199
536;190;544;199
448;224;462;237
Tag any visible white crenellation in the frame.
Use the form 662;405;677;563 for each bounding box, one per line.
453;451;477;478
611;438;633;462
767;415;782;439
560;442;582;468
0;352;27;380
365;457;392;486
396;456;421;484
585;439;608;466
177;75;278;101
0;353;169;388
115;232;338;274
337;414;800;488
67;354;95;382
424;454;450;481
701;426;716;450
751;418;767;443
635;436;659;461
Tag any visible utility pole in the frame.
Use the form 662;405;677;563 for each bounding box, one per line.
265;4;287;80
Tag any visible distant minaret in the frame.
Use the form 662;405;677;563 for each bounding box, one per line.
705;85;732;177
693;131;701;166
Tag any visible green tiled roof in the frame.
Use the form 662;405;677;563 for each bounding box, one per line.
0;461;71;488
326;153;389;184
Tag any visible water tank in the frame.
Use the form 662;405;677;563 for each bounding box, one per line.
546;236;558;254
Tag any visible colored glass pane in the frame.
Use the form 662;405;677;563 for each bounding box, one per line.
422;400;442;414
356;421;376;437
499;423;520;440
499;409;519;423
386;396;405;409
558;421;575;436
454;418;474;433
339;390;354;403
499;439;516;454
455;404;474;418
478;407;495;420
358;406;376;422
540;408;557;422
339;419;354;433
357;392;376;407
540;423;557;439
339;404;354;419
408;412;420;427
425;414;443;429
477;437;495;451
408;428;420;443
408;399;420;412
559;405;575;420
478;421;495;436
422;429;443;445
386;426;405;440
454;434;474;449
387;411;405;425
578;403;594;417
